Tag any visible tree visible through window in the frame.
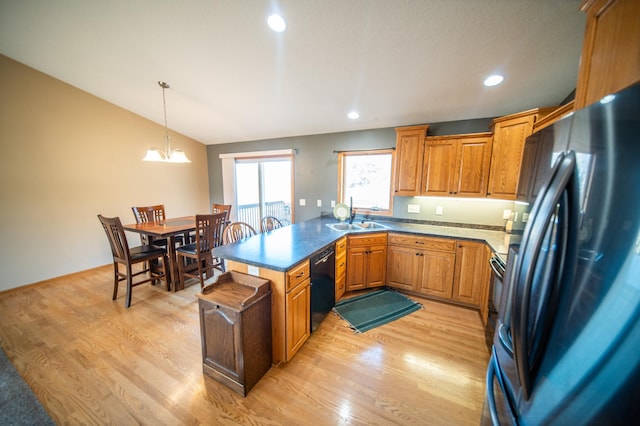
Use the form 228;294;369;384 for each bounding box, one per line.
338;149;394;215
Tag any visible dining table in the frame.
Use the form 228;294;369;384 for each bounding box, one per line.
123;216;195;291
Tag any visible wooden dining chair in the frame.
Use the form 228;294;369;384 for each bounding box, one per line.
260;216;283;233
212;203;232;217
176;212;227;289
98;215;169;308
131;204;185;247
222;222;257;245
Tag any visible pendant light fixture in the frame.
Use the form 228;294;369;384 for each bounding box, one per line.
142;81;191;163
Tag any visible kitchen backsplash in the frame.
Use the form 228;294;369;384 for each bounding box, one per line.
393;196;517;228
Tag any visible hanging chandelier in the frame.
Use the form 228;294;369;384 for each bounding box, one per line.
142;81;191;163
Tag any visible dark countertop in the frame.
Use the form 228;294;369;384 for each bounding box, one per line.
212;217;517;272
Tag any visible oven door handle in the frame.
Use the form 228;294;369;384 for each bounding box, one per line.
489;257;505;279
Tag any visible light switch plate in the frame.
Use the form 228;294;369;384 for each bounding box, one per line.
299;198;306;206
503;209;512;220
436;206;443;215
331;200;336;208
317;199;322;207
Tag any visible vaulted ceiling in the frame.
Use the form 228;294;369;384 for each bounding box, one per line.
0;1;585;145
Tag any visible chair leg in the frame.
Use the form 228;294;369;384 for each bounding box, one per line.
112;262;119;300
125;264;133;308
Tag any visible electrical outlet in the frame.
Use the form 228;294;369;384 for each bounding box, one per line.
331;200;336;208
436;206;443;215
503;209;512;220
247;265;260;276
522;213;530;223
408;204;420;213
317;199;322;207
299;198;306;206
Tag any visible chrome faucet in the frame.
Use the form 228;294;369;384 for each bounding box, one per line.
348;196;356;224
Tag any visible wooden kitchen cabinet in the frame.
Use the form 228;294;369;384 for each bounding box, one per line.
226;259;310;364
335;236;347;301
452;240;491;308
285;261;310;361
393;125;429;196
422;132;493;197
386;233;456;299
574;0;640;109
486;108;555;200
346;233;387;291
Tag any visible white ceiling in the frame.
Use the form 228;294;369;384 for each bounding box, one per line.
0;1;586;145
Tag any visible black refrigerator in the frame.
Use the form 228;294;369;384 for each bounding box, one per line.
485;82;640;425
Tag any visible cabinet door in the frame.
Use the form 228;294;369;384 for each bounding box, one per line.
346;247;367;291
387;245;421;291
417;250;455;298
452;241;490;307
575;0;640;109
286;279;310;361
366;245;387;288
486;114;535;200
394;125;429;196
454;135;492;197
422;139;457;196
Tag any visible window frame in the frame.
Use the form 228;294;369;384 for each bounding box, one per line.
337;149;395;217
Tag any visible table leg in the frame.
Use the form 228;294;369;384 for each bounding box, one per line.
166;234;182;291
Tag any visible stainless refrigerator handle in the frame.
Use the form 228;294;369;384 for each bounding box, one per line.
512;151;577;400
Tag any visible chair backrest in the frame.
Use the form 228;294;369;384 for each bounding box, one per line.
98;215;131;262
222;222;257;245
212;203;232;217
260;216;283;233
132;205;166;224
194;212;228;253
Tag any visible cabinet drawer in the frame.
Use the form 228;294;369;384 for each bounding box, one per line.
388;233;455;252
287;260;310;292
336;252;347;278
335;236;347;255
348;233;387;247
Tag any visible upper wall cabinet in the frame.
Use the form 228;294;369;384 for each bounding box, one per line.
486;108;555;200
394;125;429;196
574;0;640;109
423;133;493;197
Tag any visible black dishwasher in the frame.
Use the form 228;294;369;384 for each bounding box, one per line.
310;245;335;332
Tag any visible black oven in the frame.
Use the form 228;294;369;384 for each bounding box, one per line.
486;253;506;351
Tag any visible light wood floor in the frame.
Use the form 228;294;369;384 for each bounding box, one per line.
0;266;490;425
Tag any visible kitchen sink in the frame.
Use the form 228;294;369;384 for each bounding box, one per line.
355;221;387;229
326;221;387;231
325;223;357;231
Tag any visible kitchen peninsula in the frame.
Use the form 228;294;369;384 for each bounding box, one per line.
212;216;515;364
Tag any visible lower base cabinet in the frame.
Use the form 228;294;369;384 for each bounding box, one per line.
387;233;490;310
346;233;387;291
197;271;272;396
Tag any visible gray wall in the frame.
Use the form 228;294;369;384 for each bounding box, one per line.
207;117;518;227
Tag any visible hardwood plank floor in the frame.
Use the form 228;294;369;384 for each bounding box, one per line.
0;266;490;425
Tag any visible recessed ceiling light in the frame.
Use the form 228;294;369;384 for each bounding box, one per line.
484;75;504;87
267;14;286;32
348;111;360;119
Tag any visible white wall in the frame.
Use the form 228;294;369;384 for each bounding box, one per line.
0;55;210;291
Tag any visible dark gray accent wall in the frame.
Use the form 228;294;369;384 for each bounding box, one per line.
207;117;495;223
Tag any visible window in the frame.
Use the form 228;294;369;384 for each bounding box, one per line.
338;149;394;216
220;149;294;230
